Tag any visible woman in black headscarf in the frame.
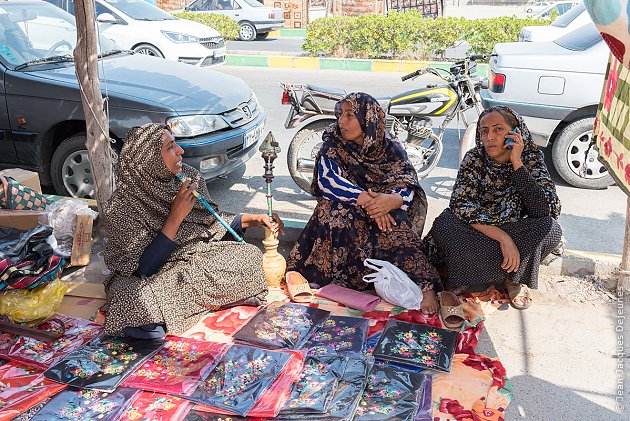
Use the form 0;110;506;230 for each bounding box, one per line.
103;124;282;337
286;92;440;314
424;106;562;309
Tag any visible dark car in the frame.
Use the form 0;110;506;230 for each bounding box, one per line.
0;0;265;197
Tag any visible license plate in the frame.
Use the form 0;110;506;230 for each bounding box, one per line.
214;48;227;58
244;123;264;149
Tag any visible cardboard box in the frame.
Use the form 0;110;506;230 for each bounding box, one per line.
0;168;42;193
70;214;93;267
0;209;46;231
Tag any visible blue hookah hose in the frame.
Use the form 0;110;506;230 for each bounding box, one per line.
175;173;245;243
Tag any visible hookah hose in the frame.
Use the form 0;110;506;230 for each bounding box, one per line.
175;173;245;243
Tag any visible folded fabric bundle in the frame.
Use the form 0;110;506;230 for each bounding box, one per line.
316;284;381;312
301;315;369;358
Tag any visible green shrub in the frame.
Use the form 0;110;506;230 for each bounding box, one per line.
303;14;551;60
173;12;240;40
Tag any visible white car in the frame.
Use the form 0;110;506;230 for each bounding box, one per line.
525;1;551;14
45;0;227;67
533;1;581;19
183;0;284;41
481;24;613;189
520;3;591;42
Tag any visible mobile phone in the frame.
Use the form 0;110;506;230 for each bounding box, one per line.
504;127;519;150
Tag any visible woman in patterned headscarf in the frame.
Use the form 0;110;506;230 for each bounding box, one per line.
286;92;441;314
424;106;562;309
103;123;282;337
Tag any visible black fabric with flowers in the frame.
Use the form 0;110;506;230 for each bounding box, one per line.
181;344;292;416
43;335;165;392
372;320;457;373
354;365;427;421
183;409;247;420
233;303;330;350
279;355;348;415
302;316;369;357
31;387;140;421
278;357;370;421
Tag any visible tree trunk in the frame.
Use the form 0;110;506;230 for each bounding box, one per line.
73;0;114;216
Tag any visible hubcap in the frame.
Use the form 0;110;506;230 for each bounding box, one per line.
240;25;254;40
565;130;608;179
136;47;157;56
62;150;94;198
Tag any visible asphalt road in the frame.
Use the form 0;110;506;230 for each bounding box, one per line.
204;65;626;256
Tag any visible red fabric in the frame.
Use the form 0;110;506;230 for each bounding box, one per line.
122;337;227;395
462;354;507;389
0;362;66;421
120;392;191;421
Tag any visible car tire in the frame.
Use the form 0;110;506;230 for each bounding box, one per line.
238;22;257;41
133;43;164;58
551;117;614;189
51;134;95;198
256;32;270;40
526;8;532;12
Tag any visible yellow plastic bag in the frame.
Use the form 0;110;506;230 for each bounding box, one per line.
0;279;68;323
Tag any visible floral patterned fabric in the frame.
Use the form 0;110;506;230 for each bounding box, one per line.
0;315;102;370
120;392;191;421
232;303;330;350
354;364;427;420
585;0;630;67
372;320;458;373
122;338;227;395
43;335;164;392
180;345;292;416
181;306;259;344
0;363;66;421
301;315;369;357
30;387;139;421
287;92;438;292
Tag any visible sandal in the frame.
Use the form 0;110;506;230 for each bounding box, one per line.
285;271;314;303
504;281;532;310
439;291;465;330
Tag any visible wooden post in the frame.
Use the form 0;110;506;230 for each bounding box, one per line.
73;0;114;216
620;197;630;293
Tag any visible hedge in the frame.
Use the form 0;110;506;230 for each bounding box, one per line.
303;12;551;60
174;12;240;41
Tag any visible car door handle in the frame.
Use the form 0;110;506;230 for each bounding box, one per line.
234;13;240;16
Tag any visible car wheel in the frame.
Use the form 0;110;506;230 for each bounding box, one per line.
551;117;614;189
133;43;164;58
51;134;95;198
238;22;257;41
256;32;270;40
526;8;532;12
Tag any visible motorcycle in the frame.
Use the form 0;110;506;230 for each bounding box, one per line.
281;54;489;193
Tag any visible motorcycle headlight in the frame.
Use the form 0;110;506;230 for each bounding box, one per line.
161;30;200;43
167;115;229;137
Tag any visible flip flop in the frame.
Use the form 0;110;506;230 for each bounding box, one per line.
285;271;314;303
439;291;465;330
504;281;532;310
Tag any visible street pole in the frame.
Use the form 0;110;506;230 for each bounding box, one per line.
73;0;114;216
620;198;630;293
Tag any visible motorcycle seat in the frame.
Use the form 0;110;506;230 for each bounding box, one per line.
306;84;347;97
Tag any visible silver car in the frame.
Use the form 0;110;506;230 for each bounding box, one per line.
481;23;613;189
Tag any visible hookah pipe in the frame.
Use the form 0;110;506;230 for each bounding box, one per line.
175;172;245;243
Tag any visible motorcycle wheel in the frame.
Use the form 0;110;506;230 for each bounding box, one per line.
288;119;334;193
407;132;443;179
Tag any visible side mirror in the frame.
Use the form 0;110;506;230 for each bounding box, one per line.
97;13;118;24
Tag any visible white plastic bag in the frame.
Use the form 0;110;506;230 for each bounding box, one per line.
39;200;98;256
362;258;423;310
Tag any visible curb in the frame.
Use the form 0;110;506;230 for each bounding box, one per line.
226;53;490;75
267;29;306;38
246;218;622;280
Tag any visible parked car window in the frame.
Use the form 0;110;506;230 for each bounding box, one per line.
552;2;585;28
241;0;263;7
212;0;241;10
188;0;210;10
102;0;176;20
554;23;602;51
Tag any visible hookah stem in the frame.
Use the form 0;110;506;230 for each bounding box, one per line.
265;182;273;222
176;173;245;243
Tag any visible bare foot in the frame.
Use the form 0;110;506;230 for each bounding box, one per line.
420;289;439;315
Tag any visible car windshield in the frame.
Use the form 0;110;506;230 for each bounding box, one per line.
103;0;176;20
551;2;585;28
554;23;602;51
241;0;263;7
0;2;119;69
